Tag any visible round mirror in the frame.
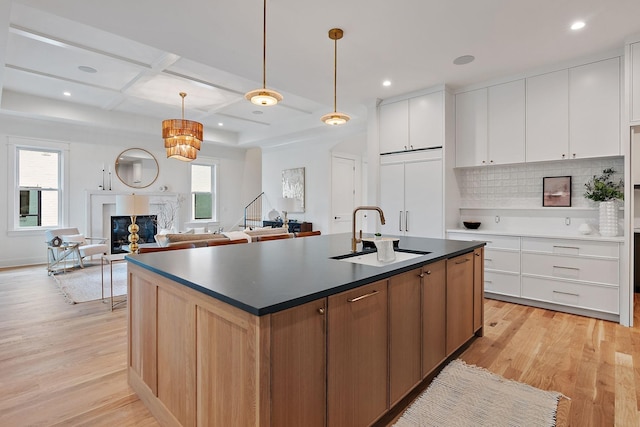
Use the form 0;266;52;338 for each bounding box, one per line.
115;148;159;189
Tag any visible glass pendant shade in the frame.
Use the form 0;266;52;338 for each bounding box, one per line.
163;92;202;162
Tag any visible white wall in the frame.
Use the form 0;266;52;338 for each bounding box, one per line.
0;113;252;267
262;135;366;234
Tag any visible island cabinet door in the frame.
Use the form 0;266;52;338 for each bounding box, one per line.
422;260;446;378
270;298;327;427
389;268;422;407
129;272;158;395
446;252;475;356
328;281;389;427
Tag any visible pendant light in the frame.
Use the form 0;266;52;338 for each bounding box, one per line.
162;92;203;162
321;28;350;126
244;0;283;106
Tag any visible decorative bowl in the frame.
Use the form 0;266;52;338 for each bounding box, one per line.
463;221;481;230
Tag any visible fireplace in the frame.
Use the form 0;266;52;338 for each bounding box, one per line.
110;215;157;254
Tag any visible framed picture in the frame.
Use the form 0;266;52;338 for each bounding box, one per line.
543;176;571;207
282;167;305;212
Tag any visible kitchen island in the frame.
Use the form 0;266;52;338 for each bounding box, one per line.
126;233;485;427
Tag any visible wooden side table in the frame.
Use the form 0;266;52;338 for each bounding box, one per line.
101;253;127;311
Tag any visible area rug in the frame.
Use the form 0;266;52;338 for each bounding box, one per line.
52;263;127;304
394;359;565;427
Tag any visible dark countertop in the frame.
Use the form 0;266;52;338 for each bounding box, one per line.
126;233;485;316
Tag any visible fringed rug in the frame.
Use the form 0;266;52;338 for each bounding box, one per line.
394;359;565;427
52;263;127;304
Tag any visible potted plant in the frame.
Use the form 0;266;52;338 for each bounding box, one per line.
584;168;624;236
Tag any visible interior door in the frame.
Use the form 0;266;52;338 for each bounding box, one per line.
404;157;443;238
380;162;405;236
331;156;356;234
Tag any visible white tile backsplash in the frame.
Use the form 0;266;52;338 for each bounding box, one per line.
455;157;624;209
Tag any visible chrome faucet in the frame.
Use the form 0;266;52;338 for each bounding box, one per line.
352;206;386;252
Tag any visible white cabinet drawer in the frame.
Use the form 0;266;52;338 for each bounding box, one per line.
521;276;619;314
521;237;619;258
485;271;520;297
484;249;520;273
521;252;618;285
448;233;520;250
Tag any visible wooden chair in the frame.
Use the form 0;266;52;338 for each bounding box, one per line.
207;239;248;246
256;234;293;242
295;230;321;238
138;242;196;253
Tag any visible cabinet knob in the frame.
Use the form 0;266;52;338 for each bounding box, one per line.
572;153;576;158
475;252;480;257
426;270;431;275
482;160;486;164
418;273;425;278
561;154;565;159
318;307;325;315
404;145;408;150
490;160;494;164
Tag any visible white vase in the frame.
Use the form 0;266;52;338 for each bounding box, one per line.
599;200;618;237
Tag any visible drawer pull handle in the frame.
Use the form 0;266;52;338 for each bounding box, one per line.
455;258;471;265
553;290;579;297
553;265;579;271
348;290;379;303
553;245;580;250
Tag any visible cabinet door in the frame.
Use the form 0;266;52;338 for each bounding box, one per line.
632;43;640;123
569;57;620;158
446;252;474;355
328;281;388;427
271;299;326;427
389;268;422;406
409;91;444;150
379;100;409;154
488;80;525;165
473;248;484;334
380;162;405;235
455;88;488;167
129;273;158;395
404;157;443;238
422;260;446;378
526;69;569;162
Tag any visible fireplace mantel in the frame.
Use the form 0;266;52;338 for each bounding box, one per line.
86;190;180;253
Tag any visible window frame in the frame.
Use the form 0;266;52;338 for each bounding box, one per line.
8;138;70;236
189;156;219;224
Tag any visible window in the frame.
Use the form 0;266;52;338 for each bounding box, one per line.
190;160;218;222
17;148;62;228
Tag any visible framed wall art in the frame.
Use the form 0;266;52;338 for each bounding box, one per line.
542;176;571;207
282;167;305;212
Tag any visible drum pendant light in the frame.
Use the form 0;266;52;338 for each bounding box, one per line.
162;92;203;162
321;28;350;125
244;0;283;106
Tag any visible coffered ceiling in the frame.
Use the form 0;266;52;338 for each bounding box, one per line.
2;0;640;147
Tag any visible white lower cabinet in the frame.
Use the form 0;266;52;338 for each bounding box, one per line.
521;276;619;314
447;231;621;320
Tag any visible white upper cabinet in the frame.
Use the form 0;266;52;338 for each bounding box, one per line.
409;91;444;150
526;70;569;162
455;88;487;167
379;101;409;153
630;42;640;123
569;57;620;158
488;80;525;165
379;91;444;154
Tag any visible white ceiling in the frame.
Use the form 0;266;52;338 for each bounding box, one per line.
3;0;640;147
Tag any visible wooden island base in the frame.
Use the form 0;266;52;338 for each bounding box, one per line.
128;247;483;427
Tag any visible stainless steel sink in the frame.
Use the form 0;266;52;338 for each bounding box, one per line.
331;249;430;267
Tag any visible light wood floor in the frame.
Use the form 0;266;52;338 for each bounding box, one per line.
1;265;639;426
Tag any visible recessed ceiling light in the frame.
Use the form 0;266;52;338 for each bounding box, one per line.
218;122;224;126
571;21;585;30
382;80;391;87
252;110;263;115
78;65;97;73
63;91;71;97
453;55;475;65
